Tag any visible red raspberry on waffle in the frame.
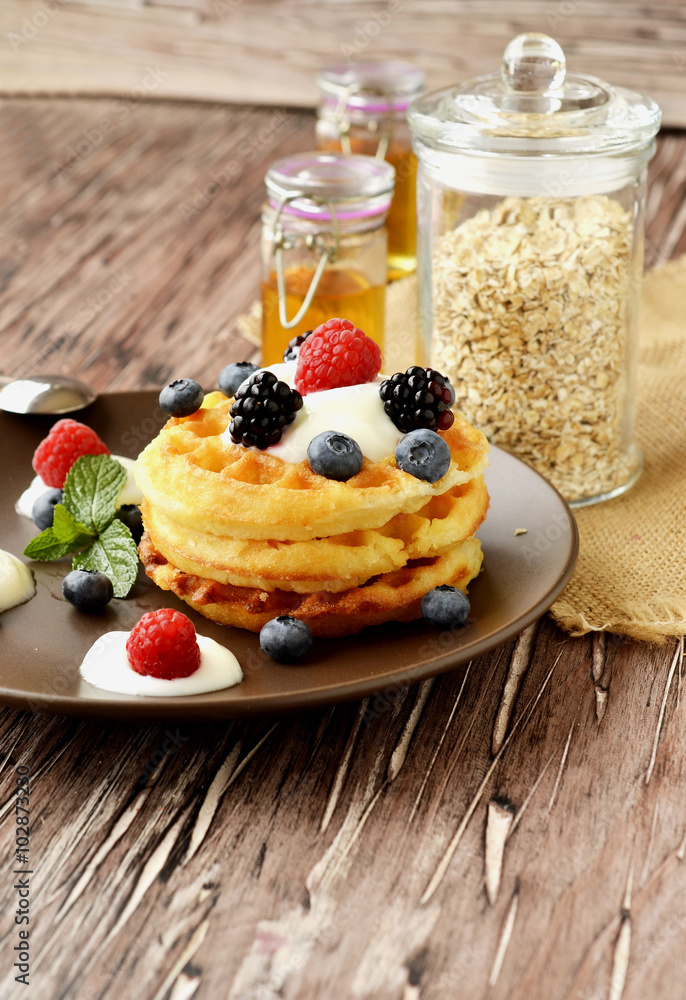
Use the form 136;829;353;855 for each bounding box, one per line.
294;318;382;395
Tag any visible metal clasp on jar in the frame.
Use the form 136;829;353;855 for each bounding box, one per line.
271;192;341;330
334;85;394;161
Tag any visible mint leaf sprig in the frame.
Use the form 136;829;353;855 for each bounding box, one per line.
23;454;140;598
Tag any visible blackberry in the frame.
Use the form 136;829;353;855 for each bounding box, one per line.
229;370;303;449
379;366;455;433
283;330;313;362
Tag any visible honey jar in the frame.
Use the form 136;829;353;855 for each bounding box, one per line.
316;61;424;282
261;152;394;366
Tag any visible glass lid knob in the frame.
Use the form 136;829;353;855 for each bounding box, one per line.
501;33;566;93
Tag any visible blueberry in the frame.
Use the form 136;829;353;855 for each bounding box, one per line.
159;378;204;417
31;488;63;530
445;377;456;407
62;569;114;612
259;615;313;663
395;429;451;483
218;361;259;398
421;585;471;629
116;504;143;544
307;431;363;481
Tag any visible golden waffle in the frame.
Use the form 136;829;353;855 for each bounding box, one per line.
141;475;489;593
135;392;490;637
140;532;484;638
134;398;489;541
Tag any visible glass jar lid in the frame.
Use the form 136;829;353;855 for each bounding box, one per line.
408;33;661;156
265;152;395;221
318;61;425;116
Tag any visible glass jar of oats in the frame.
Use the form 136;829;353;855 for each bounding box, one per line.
316;61;424;282
408;33;661;506
261;152;394;365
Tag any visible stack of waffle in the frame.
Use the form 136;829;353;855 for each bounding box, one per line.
135;396;489;638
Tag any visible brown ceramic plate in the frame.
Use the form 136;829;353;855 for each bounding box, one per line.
0;392;578;719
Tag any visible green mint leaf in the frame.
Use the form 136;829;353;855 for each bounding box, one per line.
52;504;96;549
73;519;139;598
23;528;75;562
24;505;96;561
63;454;126;534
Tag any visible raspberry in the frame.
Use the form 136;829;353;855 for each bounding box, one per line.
294;318;382;395
32;419;110;488
379;367;455;433
126;608;201;679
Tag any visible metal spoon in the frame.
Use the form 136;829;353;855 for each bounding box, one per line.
0;375;97;415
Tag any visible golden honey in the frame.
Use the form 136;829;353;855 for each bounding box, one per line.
385;145;417;281
319;136;417;281
261;266;385;366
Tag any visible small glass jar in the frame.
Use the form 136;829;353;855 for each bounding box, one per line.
261;152;394;366
408;33;661;506
316;61;424;282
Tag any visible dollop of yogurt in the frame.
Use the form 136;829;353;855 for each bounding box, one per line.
16;454;143;519
0;550;36;612
79;631;243;697
223;360;403;465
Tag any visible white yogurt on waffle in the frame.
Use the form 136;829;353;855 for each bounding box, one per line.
16;455;142;519
79;630;243;697
0;550;36;612
224;360;403;465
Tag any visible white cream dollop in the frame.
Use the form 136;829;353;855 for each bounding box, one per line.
112;456;144;507
15;454;142;520
15;475;50;520
223;360;403;465
0;550;36;612
79;631;243;697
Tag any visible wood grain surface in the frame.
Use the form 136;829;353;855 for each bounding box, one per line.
1;1;686;126
0;98;686;1000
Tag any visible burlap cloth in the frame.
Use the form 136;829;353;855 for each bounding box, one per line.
236;256;686;643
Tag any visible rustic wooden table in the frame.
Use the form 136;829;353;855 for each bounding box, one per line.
1;99;685;1000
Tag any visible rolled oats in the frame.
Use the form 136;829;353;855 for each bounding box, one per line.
431;194;639;500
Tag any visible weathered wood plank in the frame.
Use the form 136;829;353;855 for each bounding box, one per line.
1;1;686;125
0;99;685;1000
